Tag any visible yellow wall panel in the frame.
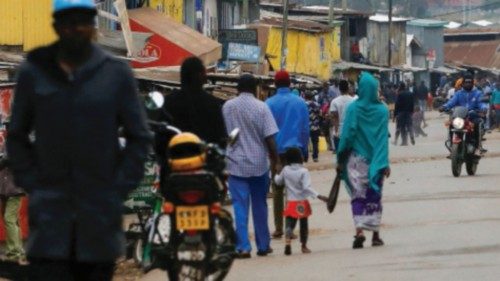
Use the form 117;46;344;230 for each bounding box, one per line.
0;0;24;45
266;27;341;80
149;0;183;23
22;0;56;51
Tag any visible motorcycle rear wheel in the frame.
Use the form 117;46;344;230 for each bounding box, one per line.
451;143;463;177
466;160;478;176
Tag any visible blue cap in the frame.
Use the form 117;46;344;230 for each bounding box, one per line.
53;0;96;14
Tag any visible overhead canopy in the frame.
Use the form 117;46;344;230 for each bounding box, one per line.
332;61;392;72
429;66;459;75
128;8;221;68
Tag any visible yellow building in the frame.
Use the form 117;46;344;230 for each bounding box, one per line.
0;0;57;51
147;0;183;23
261;18;342;80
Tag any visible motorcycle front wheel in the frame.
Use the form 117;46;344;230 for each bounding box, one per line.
451;143;463;177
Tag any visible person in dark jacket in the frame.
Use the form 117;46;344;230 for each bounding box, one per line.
162;57;227;146
393;82;415;146
7;1;151;280
417;81;429;112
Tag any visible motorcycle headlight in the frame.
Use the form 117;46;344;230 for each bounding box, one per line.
452;117;465;129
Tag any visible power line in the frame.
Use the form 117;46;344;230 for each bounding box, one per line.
428;0;500;19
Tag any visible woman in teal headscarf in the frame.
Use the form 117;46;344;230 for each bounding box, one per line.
337;72;391;249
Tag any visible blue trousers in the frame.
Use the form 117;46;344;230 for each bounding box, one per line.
228;173;270;252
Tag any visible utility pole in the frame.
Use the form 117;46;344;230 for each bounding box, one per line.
387;0;392;67
242;0;249;24
342;0;347;12
280;0;289;70
328;0;335;26
462;0;466;24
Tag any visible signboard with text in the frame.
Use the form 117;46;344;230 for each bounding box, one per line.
227;43;261;63
219;29;258;60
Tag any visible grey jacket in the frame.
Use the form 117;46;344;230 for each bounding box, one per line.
7;43;151;262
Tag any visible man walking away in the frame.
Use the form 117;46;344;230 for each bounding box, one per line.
394;82;415;146
330;80;355;151
162;57;227;146
417;81;429;112
223;74;279;258
304;91;321;162
266;70;310;239
8;1;151;280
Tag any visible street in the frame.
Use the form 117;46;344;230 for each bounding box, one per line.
141;111;500;281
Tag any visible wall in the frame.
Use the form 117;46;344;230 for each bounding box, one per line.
367;21;406;66
148;0;183;23
0;0;57;51
407;25;445;67
266;26;341;80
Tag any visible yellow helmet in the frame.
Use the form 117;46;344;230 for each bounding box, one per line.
168;133;206;172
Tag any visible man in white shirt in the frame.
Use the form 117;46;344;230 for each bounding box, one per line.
330;80;356;150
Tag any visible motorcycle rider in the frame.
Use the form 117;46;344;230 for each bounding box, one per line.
439;73;487;154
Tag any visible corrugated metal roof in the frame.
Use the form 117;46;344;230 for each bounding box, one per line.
445;28;500;35
259;17;332;33
369;14;409;23
408;19;447;28
0;0;23;45
0;0;57;51
444;40;500;69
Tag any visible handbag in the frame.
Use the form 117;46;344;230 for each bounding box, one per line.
327;172;341;213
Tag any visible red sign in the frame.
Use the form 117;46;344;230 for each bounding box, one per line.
0;87;13;125
130;19;193;68
426;49;436;61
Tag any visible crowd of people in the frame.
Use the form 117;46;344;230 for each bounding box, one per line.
7;1;500;279
217;70;390;257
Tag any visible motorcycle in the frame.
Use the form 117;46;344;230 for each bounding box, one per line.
138;91;238;281
444;106;483;177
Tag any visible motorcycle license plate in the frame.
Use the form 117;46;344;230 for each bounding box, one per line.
176;206;209;230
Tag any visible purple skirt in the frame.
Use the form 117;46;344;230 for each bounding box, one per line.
346;152;383;231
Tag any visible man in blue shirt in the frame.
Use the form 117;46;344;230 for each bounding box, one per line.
266;70;310;238
440;73;487;152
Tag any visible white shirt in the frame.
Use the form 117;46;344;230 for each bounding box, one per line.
329;95;355;136
274;164;319;201
447;88;455;100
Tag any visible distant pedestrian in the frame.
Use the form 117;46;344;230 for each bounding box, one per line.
274;148;328;256
417;81;429;112
266;70;310;239
394;82;415;146
0;132;26;265
304;91;321;162
337;72;390;249
412;106;427;137
491;81;500;131
330;80;355;151
223;74;279;258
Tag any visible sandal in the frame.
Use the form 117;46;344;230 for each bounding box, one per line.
301;245;312;254
352;235;366;249
372;238;385;247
